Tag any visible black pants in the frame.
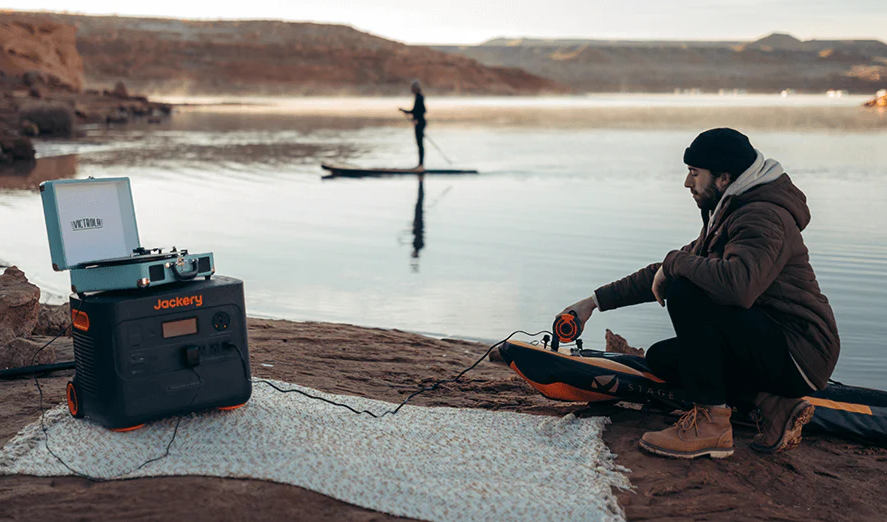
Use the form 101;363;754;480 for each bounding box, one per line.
414;121;425;165
646;278;812;405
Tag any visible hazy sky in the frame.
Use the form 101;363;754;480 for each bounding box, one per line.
9;0;887;45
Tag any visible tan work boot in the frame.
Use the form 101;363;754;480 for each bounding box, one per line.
750;393;815;453
638;405;734;459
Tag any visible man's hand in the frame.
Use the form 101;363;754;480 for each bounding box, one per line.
652;266;668;307
559;296;597;329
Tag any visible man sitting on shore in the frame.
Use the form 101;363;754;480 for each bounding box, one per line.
561;128;840;459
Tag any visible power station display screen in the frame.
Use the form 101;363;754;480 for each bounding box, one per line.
162;318;198;338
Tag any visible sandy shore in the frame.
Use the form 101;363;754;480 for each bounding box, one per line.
1;319;885;521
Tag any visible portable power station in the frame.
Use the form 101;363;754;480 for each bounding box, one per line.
65;276;252;430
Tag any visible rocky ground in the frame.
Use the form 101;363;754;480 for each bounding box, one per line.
0;76;172;163
1;267;886;521
0;266;71;370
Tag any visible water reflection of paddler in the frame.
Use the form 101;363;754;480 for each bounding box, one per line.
399;80;426;171
411;174;425;271
558;128;840;460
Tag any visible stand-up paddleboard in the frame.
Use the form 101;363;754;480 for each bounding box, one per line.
321;163;479;179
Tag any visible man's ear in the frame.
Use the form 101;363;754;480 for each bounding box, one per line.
715;172;733;191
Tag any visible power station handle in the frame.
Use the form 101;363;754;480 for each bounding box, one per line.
171;258;199;281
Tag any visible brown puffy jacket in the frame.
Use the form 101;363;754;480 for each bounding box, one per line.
594;174;839;390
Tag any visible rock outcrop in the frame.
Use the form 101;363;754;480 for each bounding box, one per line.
0;266;40;348
604;329;645;357
0;136;35;162
864;90;887;107
0;15;83;91
0;267;68;370
33;302;71;337
17;103;74;137
110;80;128;98
0;14;173;147
0;337;56;369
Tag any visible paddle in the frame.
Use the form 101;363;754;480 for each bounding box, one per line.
400;111;455;165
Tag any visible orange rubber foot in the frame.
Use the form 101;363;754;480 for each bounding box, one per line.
110;424;145;433
217;403;246;411
66;382;82;418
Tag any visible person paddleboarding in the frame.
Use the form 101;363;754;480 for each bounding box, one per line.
399;80;426;171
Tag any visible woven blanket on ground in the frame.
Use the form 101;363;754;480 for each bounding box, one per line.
0;380;630;522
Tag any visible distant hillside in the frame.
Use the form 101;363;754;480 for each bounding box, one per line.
481;37;744;49
3;12;570;96
435;33;887;94
0;14;83;90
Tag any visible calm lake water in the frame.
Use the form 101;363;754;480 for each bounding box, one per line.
1;95;885;389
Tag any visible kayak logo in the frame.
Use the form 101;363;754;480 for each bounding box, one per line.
154;295;203;311
591;374;619;394
625;383;678;401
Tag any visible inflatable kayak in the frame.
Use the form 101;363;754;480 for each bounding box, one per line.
500;340;887;446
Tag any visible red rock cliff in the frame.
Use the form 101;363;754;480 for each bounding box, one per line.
0;13;83;91
15;13;569;96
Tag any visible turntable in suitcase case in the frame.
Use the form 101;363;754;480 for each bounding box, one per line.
40;177;214;294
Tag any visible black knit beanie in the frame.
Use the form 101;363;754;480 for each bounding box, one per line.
683;128;757;176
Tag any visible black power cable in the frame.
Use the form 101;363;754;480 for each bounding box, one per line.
16;302;548;482
0;361;75;380
36;363;202;482
243;329;550;418
24;298;200;482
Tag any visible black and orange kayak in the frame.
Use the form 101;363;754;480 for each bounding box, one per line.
500;340;887;446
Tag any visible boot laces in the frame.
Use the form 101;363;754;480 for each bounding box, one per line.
750;408;764;436
676;405;712;436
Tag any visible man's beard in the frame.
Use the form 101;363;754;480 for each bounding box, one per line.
693;181;724;211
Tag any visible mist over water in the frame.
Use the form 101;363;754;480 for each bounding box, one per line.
2;95;886;389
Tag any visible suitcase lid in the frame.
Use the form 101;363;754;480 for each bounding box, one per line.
40;177;141;270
